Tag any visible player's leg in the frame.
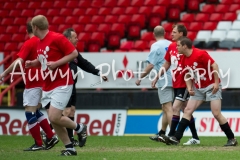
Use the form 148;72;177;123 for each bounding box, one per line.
63;97;74;143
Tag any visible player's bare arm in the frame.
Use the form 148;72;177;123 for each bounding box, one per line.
135;63;154;86
0;58;24;79
25;59;41;68
151;61;170;88
211;62;220;94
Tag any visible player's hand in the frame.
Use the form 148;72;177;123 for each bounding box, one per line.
135;79;141;86
25;60;32;68
102;76;108;82
47;61;57;70
0;73;4;82
188;88;195;96
212;83;219;94
151;78;158;88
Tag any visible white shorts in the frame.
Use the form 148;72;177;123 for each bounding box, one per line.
158;87;174;104
41;85;73;110
23;87;42;107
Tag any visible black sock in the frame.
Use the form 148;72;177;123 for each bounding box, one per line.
175;118;190;140
220;122;234;139
168;115;180;136
67;117;74;141
74;123;80;131
65;142;74;149
189;116;199;140
158;130;166;136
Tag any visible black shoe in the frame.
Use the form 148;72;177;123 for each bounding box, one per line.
77;124;87;147
23;144;44;151
45;135;59;150
158;134;166;144
60;150;77;156
169;136;180;145
224;138;238;146
149;135;159;142
161;135;171;145
72;139;79;147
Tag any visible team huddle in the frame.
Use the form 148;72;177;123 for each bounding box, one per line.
0;15;237;156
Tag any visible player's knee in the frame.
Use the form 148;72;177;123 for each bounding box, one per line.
212;111;221;120
25;111;38;124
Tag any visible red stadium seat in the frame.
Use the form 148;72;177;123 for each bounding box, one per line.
111;7;125;15
188;22;203;32
168;8;181;21
58;24;71;32
85;8;99;16
103;0;117;7
73;8;86;16
98;7;112;16
104;15;118;24
131;14;146;28
125;7;138;15
91;15;105;24
84;24;98;33
120;41;134;51
47;9;59;16
76;41;85;52
118;15;131;26
187;31;197;41
9;10;21;17
141;32;155;41
162;23;173;32
179;22;189;28
28;2;41;9
49;25;58;32
72;24;84;33
41;1;54;8
17;42;24;50
16;2;28;9
221;0;233;4
88;43;101;52
66;1;79;8
53;1;65;8
78;33;91;44
187;0;200;12
4;43;18;51
229;4;240;12
139;6;152;19
108;34;121;48
0;34;11;42
97;24;111;37
12;34;25;42
6;26;19;33
14;18;27;25
181;13;195;22
21;9;34;17
222;12;237;21
170;0;185;11
233;0;240;3
201;4;215;13
34;9;47;15
117;0;130;7
91;1;103;8
52;16;65;25
19;25;26;33
209;13;223;22
202;22;217;30
148;16;162;30
3;2;15;9
65;16;78;24
128;25;141;39
215;4;228;13
133;40;148;51
144;0;157;6
195;13;209;22
157;0;170;6
151;6;166;19
90;32;105;47
1;18;14;25
78;1;91;8
0;10;8;18
131;0;144;7
78;16;91;24
60;9;73;16
206;0;219;3
110;23;125;38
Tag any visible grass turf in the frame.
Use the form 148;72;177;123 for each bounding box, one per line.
0;135;239;160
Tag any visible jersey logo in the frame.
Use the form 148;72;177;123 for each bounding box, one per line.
165;47;168;51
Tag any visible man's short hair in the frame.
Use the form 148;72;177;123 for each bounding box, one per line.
31;15;49;30
173;24;187;37
178;37;192;49
63;28;75;38
153;26;165;37
26;21;32;34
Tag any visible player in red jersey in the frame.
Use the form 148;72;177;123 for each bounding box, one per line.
152;24;200;145
26;15;85;156
0;22;57;151
167;37;237;146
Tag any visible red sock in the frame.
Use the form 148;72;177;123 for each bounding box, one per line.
39;118;54;139
29;123;42;146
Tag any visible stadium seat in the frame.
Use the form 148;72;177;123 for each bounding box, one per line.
168;8;181;21
59;8;72;16
141;32;155;41
0;34;11;42
52;17;65;25
1;18;13;25
72;24;84;33
189;22;203;32
4;43;18;51
78;33;91;44
73;8;86;16
110;23;125;38
76;41;85;52
41;1;53;8
120;41;134;51
128;25;141;39
222;13;237;21
118;15;131;26
17;42;24;50
88;43;101;52
34;9;47;15
215;4;228;13
170;0;185;11
97;24;111;37
209;13;223;22
104;15;118;24
53;1;65;8
16;2;28;9
0;10;8;18
139;6;152;19
229;4;240;12
157;0;170;6
164;32;172;41
3;2;15;9
108;34;121;49
47;9;59;16
14;18;26;25
148;16;162;30
202;22;217;30
90;32;105;47
21;9;34;17
103;0;117;7
111;7;125;15
12;34;25;42
195;13;209;22
201;4;215;14
144;0;157;6
193;31;212;48
6;26;19;33
187;31;197;41
233;39;240;49
78;16;91;24
125;7;138;15
58;24;72;32
231;21;240;30
98;7;112;16
91;15;105;24
162;22;173;32
131;0;144;7
223;30;240;42
91;0;103;8
205;0;219;3
48;25;58;32
18;25;26;33
133;40;148;51
84;24;98;33
151;6;166;19
85;8;99;16
233;0;240;3
221;0;233;4
78;1;91;8
181;13;195;22
66;1;79;8
131;14;146;28
238;14;240;20
187;0;200;12
9;10;21;17
65;16;78;24
205;30;227;49
216;21;232;31
219;40;236;50
117;0;130;7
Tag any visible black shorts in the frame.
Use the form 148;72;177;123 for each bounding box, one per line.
174;88;189;101
66;84;76;108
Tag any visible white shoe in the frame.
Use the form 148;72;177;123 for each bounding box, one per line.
183;138;200;145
